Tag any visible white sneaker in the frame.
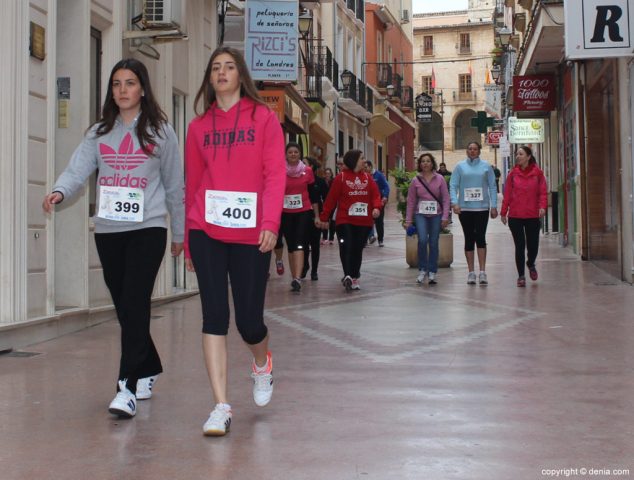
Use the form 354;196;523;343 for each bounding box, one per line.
108;380;137;418
428;272;437;284
416;271;427;284
136;375;158;400
351;278;361;290
467;272;477;285
203;403;232;436
251;351;274;407
479;272;488;285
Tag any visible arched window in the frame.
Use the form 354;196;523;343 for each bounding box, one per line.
418;112;443;150
454;109;480;150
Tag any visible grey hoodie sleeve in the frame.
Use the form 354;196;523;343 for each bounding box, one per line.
52;129;99;201
159;124;185;243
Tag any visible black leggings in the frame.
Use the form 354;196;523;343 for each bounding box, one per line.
508;217;541;277
458;210;490;251
280;210;312;253
303;220;322;274
336;223;372;278
95;227;167;394
189;230;270;344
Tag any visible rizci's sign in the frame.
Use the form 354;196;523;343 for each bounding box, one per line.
245;0;298;81
513;75;556;111
565;0;634;59
508;117;545;143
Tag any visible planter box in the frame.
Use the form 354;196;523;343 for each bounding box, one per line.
406;233;453;268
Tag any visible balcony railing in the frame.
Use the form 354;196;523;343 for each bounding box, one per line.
392;73;403;99
312;46;339;90
459;45;471;54
376;63;392;89
339;71;372;116
366;85;373;114
401;86;413;110
298;61;324;105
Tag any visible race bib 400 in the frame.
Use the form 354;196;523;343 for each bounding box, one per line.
205;190;257;228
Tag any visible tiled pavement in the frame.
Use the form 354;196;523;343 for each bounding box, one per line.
2;205;634;479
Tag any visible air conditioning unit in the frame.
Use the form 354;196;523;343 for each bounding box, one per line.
143;0;181;28
401;9;410;23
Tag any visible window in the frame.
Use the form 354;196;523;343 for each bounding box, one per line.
459;74;472;101
459;33;471;54
421;76;433;94
423;35;433;56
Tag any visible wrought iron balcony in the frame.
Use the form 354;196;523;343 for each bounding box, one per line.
376;63;392;89
339;70;372;118
298;62;325;106
391;73;403;100
401;86;413;110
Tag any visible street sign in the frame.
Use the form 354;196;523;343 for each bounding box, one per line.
415;93;433;123
486;130;503;146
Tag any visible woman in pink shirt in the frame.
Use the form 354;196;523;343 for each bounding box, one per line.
184;46;285;436
404;153;450;285
279;142;319;292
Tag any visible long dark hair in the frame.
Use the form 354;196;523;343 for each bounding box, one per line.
96;58;167;155
194;46;267;117
518;145;536;165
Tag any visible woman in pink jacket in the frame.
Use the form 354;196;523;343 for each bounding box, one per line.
500;146;547;287
404;153;450;285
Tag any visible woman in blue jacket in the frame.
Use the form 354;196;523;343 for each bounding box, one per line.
449;142;498;285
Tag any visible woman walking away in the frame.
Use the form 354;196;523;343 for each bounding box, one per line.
500;146;547;287
279;142;319;292
185;46;285;436
318;150;381;292
404;153;450;285
42;58;185;419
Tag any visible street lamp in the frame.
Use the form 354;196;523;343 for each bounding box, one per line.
340;69;353;90
497;26;512;48
491;64;502;83
298;14;312;38
386;84;395;97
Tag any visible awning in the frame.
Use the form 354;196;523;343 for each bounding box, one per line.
309;122;333;144
367;114;401;140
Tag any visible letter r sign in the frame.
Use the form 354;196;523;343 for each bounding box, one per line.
565;0;634;58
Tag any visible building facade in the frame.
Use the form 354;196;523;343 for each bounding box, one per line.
412;0;496;169
493;0;633;283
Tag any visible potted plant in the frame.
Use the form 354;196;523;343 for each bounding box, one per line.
389;167;453;268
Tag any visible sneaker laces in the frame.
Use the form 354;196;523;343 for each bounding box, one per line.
209;406;230;422
252;372;273;390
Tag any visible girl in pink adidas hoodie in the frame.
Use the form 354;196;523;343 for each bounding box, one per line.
184;47;286;436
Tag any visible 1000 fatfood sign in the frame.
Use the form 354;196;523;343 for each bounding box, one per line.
513;75;555;112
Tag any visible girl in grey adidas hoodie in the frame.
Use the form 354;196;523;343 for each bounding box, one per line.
42;59;184;419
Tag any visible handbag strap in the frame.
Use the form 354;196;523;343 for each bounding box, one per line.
417;175;442;205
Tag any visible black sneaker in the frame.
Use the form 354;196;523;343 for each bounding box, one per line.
343;275;353;292
311;272;318;281
291;279;301;292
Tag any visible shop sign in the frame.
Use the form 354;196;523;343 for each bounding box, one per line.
245;0;298;81
486;130;504;146
508;117;545;143
258;89;285;123
415;93;433;122
513;75;556;111
565;0;634;59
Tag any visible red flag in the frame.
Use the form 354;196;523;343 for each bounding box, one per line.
431;67;436;92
